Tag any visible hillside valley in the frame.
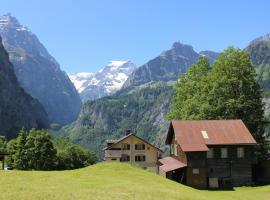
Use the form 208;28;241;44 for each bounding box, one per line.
59;33;270;159
58;42;220;157
58;82;173;158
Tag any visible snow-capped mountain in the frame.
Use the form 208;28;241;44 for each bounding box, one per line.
69;61;136;102
69;72;94;93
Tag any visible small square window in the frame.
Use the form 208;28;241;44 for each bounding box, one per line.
135;144;145;150
192;168;199;174
121;154;130;162
135;155;146;162
221;148;228;158
122;143;130;150
237;147;244;158
207;148;214;158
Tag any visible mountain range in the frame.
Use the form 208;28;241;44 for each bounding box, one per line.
0;13;81;125
1;13;270;157
69;61;136;102
58;42;220;157
58;34;270;158
69;43;218;102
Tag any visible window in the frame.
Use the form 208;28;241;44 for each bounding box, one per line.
171;144;174;155
237;147;245;158
221;148;228;158
122;143;130;150
135;144;145;150
174;144;178;156
121;154;130;162
207;148;214;158
135;155;146;162
192;168;199;174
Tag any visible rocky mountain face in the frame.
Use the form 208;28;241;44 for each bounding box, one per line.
245;34;270;94
123;42;200;88
245;33;270;114
199;50;219;63
0;14;81;125
69;61;136;102
0;36;49;138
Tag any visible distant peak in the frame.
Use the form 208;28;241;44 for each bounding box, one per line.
0;13;19;24
3;12;12;17
107;60;128;67
0;14;28;31
172;42;186;48
249;33;270;45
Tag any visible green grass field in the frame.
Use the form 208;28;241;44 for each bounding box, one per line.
0;162;269;200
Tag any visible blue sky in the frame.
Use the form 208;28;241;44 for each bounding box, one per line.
0;0;269;73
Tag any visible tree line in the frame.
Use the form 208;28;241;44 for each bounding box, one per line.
0;129;97;170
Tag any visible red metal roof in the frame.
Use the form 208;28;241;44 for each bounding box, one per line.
159;156;187;172
167;120;257;152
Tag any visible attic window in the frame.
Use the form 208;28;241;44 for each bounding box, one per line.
201;130;209;139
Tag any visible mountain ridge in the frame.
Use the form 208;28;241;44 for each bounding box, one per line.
0;13;82;125
123;42;218;88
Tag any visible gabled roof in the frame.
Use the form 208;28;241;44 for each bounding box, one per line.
103;133;162;151
159;156;187;172
166;120;257;152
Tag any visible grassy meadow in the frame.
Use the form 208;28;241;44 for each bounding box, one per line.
0;162;269;200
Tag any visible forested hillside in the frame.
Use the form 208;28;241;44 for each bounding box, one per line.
58;82;173;158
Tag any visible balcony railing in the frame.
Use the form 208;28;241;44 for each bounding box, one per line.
105;150;122;158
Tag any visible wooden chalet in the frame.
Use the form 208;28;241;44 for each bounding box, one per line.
158;120;257;189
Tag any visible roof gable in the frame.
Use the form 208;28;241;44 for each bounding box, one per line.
166;120;257;152
104;133;162;151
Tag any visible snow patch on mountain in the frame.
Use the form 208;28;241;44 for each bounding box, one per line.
68;72;94;93
69;60;136;101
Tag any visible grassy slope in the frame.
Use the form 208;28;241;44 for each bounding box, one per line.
0;163;269;200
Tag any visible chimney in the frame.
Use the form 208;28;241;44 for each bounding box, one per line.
126;130;131;135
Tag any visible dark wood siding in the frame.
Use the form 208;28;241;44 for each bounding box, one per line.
186;152;207;189
207;146;253;187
